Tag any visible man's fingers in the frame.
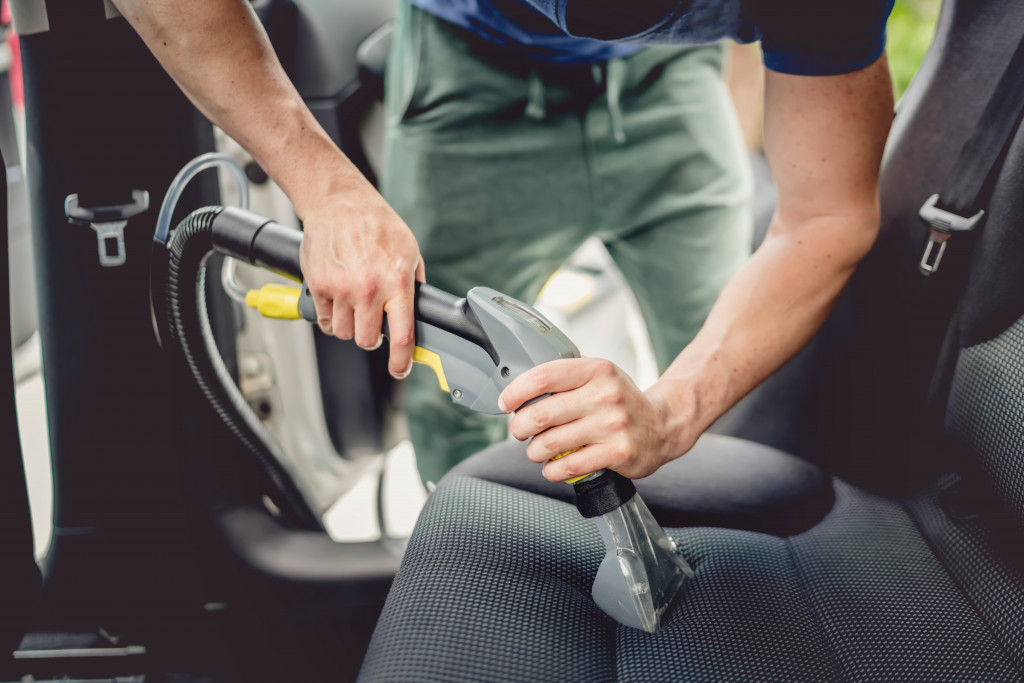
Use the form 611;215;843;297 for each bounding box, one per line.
508;391;584;442
498;358;596;413
353;302;385;350
312;292;334;335
383;292;416;379
329;299;355;341
540;444;610;483
523;415;592;463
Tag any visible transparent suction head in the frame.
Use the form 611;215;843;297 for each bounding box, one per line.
590;493;694;633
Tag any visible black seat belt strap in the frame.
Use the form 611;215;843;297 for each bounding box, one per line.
918;35;1024;275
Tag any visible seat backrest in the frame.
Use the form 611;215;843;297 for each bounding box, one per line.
942;126;1024;526
809;0;1024;495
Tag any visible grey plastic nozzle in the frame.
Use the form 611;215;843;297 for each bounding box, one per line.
591;491;694;633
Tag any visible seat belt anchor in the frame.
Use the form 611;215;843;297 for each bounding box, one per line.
65;189;150;267
917;193;985;276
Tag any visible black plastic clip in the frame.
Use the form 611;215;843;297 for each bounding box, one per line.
65;189;150;267
917;194;985;276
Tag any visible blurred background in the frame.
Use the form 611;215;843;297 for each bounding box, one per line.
9;0;945;556
889;0;943;100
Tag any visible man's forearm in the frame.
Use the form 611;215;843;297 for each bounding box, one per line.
649;57;893;457
648;210;878;451
112;0;365;217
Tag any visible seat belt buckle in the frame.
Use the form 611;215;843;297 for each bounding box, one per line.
917;193;985;276
65;189;150;267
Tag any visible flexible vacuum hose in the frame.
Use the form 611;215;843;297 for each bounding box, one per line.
164;207;323;531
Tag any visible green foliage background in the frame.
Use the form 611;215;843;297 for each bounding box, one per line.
887;0;941;99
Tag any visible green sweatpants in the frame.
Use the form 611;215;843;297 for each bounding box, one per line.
383;2;753;485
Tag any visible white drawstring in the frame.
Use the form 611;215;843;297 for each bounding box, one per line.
525;69;547;120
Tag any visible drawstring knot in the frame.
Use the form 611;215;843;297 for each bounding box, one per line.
527;59;627;145
605;58;627;144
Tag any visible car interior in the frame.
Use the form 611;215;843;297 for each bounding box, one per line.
4;0;1024;681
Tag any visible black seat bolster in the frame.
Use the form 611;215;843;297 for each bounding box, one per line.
446;433;834;537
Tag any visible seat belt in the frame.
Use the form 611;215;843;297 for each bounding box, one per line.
918;35;1024;275
908;35;1024;479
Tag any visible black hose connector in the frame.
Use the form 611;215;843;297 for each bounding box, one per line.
211;206;303;278
572;471;637;519
164;206;322;531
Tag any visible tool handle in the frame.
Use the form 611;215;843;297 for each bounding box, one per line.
211;206;577;415
295;270;494;354
411;283;491;350
210;206;493;349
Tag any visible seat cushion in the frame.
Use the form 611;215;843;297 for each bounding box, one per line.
359;474;1022;682
448;433;835;536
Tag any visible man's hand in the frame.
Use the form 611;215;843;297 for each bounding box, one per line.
499;358;697;482
299;181;425;379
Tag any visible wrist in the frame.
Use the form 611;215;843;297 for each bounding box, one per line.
278;146;370;222
644;379;703;460
646;350;732;456
242;99;370;220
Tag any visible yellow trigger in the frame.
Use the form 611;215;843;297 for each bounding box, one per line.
413;346;450;393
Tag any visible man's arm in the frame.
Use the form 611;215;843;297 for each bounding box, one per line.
112;0;423;378
501;56;894;481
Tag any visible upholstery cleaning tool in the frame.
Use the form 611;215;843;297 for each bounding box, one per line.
210;206;693;632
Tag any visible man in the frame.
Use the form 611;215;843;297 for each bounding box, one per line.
113;0;894;485
383;1;752;484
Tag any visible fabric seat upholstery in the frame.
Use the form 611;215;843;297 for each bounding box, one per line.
448;434;835;537
360;472;1024;681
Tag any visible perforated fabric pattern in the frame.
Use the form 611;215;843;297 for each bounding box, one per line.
789;480;1018;681
359;477;613;683
948;314;1024;525
360;476;1022;682
361;477;836;683
908;475;1024;674
619;527;840;682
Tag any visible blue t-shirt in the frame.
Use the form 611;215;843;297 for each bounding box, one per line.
410;0;894;75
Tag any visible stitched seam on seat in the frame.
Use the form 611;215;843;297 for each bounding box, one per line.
898;496;1024;680
783;535;847;683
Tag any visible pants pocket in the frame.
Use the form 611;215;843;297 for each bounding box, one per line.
385;0;427;124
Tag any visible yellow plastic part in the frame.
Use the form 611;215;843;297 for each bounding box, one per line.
551;448;593;484
413;346;450;393
245;284;302;320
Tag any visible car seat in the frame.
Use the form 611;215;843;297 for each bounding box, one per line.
358;0;1024;680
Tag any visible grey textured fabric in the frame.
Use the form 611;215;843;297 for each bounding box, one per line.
359;476;1022;682
909;474;1024;672
448;434;835;537
359;477;613;683
948;314;1024;525
790;481;1019;681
